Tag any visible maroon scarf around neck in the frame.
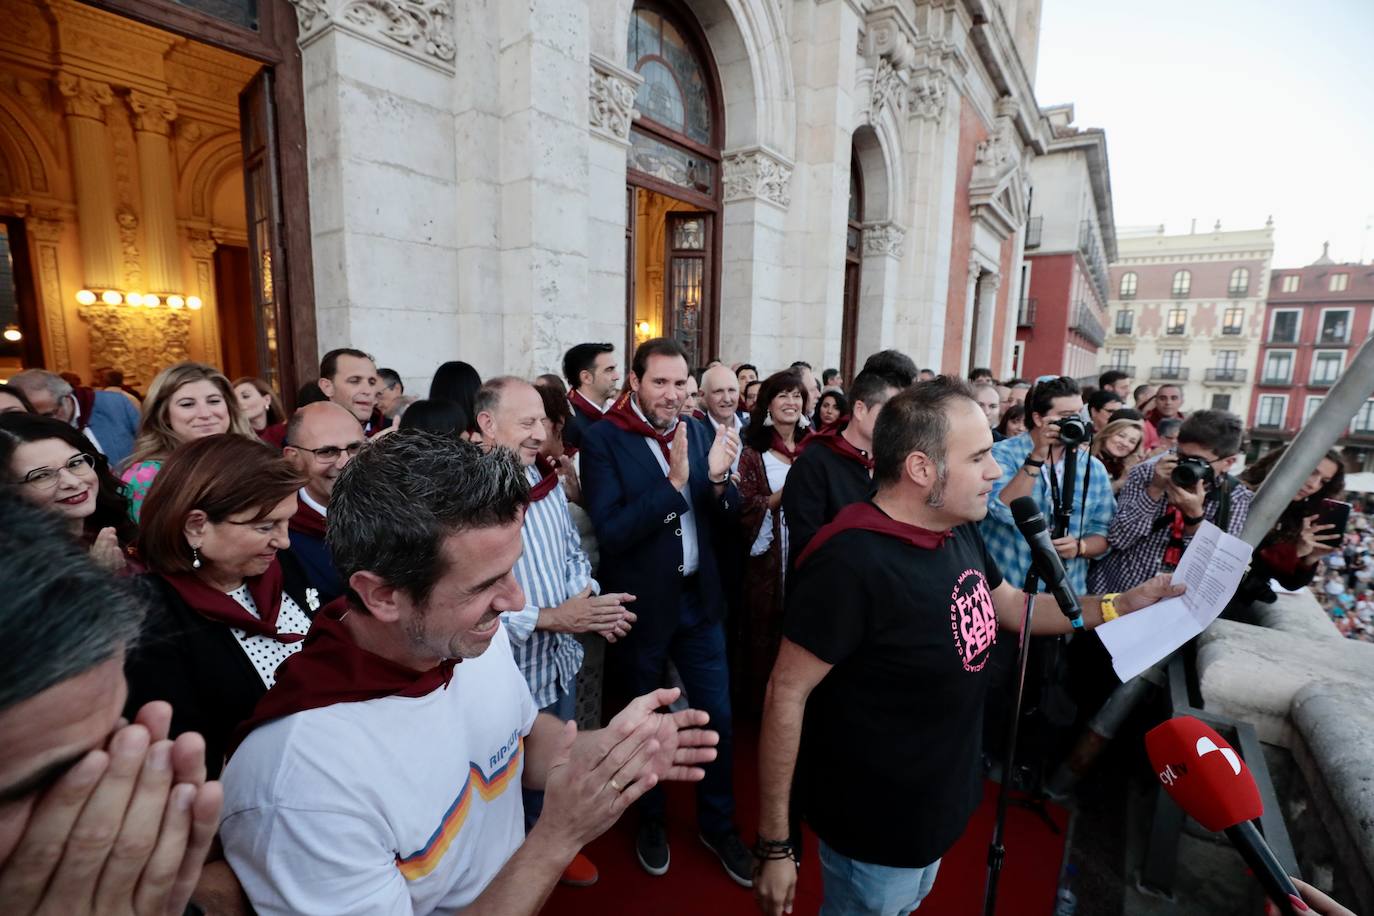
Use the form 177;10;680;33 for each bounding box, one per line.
568;390;606;423
161;558;299;642
796;501;953;569
770;428;809;462
227;597;459;757
71;387;97;431
289;493;327;539
528;455;561;502
602;391;676;464
804;425;875;471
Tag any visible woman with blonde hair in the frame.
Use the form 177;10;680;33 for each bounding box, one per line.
1090;416;1145;492
121;362;255;520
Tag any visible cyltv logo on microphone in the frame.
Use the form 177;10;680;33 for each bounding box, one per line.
1145;716;1262;832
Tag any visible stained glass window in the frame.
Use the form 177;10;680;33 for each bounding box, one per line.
627;7;713;146
628;130;715;196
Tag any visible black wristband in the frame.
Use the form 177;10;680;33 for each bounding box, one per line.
1023;456;1045;468
1183;513;1205;526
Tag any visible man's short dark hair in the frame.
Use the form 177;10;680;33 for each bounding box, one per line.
631;337;689;379
862;349;917;388
1027;376;1081;424
320;348;373;380
562;343;615;390
848;369;900;410
968;367;994;382
1134;384;1154;401
822;368;841;385
790;360;813;371
329;431;530;611
1157;383;1183;397
1008;379;1030;390
1157;417;1183;437
1178;409;1243;458
1099;370;1129;389
0;496;145;714
874;377;978;487
378;368;403;391
1088;389;1124;413
736;363;758;378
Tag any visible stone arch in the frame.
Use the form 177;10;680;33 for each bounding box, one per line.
0;95;57;196
594;0;795;159
851;123;893;226
178;131;241;220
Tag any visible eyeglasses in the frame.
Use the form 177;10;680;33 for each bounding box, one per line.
22;453;96;489
290;441;365;462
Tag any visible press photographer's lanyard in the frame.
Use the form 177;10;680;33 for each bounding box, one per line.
1045;445;1089;543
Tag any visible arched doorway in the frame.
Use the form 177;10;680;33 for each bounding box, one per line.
624;1;723;369
840;149;863;382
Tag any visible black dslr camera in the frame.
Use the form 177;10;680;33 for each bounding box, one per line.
1171;455;1215;489
1053;415;1091;447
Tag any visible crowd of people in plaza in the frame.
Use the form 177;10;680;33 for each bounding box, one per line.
0;342;1360;916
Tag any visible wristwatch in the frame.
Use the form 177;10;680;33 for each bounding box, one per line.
1100;593;1120;622
1183;513;1205;526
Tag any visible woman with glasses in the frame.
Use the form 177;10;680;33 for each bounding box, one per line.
122;362;257;521
0;413;137;572
126;434;314;777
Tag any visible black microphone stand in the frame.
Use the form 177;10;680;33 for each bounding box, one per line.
983;566;1042;916
1053;445;1078;539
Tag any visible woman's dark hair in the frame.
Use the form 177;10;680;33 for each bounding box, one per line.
429;361;483;433
535;373;568;397
535;384;571;431
0;382;35;413
995;403;1026;437
295;381;328;406
136;435;305;575
744;369;807;453
399;398;470;439
814;389;849;430
1240;445;1346;538
0;413;138;547
1109;407;1144;423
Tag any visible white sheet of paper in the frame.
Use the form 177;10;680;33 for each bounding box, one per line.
1095;521;1253;681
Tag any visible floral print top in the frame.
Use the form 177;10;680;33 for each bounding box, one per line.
121;460;163;522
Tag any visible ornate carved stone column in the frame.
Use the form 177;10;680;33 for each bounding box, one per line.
25;214;72;369
127;91;182;295
57;73;121;291
721;147;794;210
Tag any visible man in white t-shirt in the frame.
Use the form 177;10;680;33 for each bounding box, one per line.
220;432;718;915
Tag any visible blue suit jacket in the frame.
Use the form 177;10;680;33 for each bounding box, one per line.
580;416;739;648
87;390;140;468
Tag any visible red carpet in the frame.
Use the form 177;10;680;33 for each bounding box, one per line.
547;734;1070;915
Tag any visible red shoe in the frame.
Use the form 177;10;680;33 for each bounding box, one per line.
560;852;599;887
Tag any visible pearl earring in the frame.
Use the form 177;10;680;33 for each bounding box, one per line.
191;545;202;569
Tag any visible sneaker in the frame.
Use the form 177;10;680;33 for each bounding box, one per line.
700;829;754;888
637;819;670;876
559;852;599;887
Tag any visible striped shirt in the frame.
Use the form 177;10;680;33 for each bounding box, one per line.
501;464;597;709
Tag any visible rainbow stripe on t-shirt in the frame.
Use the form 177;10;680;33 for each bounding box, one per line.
394;738;524;880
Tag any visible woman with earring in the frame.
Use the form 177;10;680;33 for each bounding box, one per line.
234;376;287;447
125;434;315;778
732;369;809;721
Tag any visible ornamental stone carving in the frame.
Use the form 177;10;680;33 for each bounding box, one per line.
79;304;192;387
862;222;905;259
589;57;639;143
907;70;947;122
288;0;456;72
721;148;793;209
869;57;905;121
56;73;113;121
127;91;178;135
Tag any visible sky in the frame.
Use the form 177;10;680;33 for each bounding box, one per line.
1034;0;1374;268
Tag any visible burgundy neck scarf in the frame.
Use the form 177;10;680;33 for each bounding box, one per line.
227;597;459;757
528;455;561;502
805;425;875;471
568;390;605;423
161;558;299;642
770;429;809;462
289;493;327;539
603;391;676;464
796;501;953;569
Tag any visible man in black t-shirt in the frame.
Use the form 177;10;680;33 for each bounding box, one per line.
754;379;1184;916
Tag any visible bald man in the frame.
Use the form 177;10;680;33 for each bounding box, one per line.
283;401;367;603
698;364;745;474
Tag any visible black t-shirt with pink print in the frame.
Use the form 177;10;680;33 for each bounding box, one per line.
785;520;1003;869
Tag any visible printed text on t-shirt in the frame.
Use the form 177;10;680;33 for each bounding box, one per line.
949;568;997;672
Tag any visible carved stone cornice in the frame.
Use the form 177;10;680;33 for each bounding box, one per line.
907;69;947;123
186;229;218;259
288;0;457;73
862;221;905;259
969;107;1028;241
588;55;641;144
861;7;917;122
25;214;66;242
721;147;793;210
56;73;113;121
127;91;178;135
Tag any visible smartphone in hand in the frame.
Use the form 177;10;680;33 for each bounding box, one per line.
1315;499;1352;545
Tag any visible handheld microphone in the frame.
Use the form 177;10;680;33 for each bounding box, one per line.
1009;496;1083;628
1145;716;1305;916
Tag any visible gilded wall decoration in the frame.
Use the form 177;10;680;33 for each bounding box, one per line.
35;239;72;370
78;304;192;385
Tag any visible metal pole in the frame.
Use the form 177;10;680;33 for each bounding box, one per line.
1047;331;1374;795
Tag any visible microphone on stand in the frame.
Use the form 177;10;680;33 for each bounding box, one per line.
1145;716;1306;916
1010;496;1083;629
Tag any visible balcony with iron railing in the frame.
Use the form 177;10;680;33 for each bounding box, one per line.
1071;302;1106;347
1017;297;1037;327
1221;325;1243;336
1024;216;1042;249
1259;372;1293;386
1077;219;1109;303
1203;368;1248;383
1149;366;1190;381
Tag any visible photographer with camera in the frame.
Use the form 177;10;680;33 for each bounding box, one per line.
982;376;1116;595
1089;409;1252;594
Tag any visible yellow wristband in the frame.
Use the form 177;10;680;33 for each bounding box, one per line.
1100;593;1120;622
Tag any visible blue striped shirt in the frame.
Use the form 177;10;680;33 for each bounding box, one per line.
501;465;597;709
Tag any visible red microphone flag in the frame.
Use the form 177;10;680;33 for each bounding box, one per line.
1145;716;1263;832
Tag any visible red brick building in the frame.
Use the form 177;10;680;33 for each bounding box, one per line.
1249;246;1374;470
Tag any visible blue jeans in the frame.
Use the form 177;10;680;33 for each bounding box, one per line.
623;583;734;835
818;840;941;916
522;684;577;830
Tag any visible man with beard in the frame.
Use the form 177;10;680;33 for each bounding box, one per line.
283;401;366;603
580;338;753;886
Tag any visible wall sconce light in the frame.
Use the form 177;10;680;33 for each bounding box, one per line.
75;289;97;306
186;296;203;310
2;325;21;342
636;320;651;336
125;292;144;307
166;295;185;309
144;294;160;307
100;290;123;305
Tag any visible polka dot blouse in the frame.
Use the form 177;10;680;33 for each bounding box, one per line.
226;586;311;688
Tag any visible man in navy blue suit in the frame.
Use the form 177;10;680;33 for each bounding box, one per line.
580;337;754;888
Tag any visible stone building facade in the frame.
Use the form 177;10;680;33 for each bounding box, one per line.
1104;224;1274;422
0;0;1065;395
